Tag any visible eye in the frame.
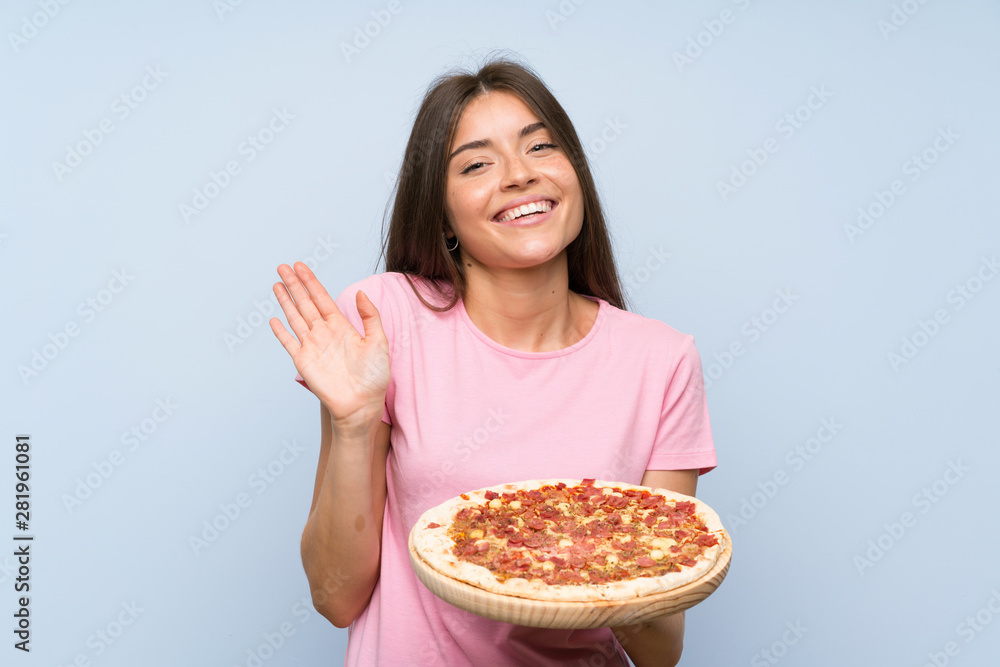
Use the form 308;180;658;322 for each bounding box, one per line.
460;161;486;175
530;142;557;153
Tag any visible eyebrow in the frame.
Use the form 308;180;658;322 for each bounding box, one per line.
447;122;548;162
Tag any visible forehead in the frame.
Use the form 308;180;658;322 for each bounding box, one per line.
452;91;543;140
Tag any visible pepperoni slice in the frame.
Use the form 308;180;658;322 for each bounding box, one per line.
587;571;610;584
590;524;612;539
526;517;546;531
523;535;544;548
696;533;718;547
556;569;584;583
636;556;656;567
538;504;561;519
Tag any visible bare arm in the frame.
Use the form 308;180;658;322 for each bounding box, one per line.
301;404;390;627
611;469;698;667
269;262;392;628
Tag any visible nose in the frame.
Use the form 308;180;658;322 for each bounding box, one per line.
500;153;538;190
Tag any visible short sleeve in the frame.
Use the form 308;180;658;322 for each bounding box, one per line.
292;274;393;426
646;335;717;475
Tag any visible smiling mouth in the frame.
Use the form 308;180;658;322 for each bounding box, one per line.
494;200;555;223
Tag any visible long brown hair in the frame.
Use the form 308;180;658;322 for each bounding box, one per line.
379;56;627;312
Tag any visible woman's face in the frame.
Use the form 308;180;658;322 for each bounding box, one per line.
444;91;584;273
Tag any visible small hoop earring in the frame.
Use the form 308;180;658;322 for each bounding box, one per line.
445;235;459;252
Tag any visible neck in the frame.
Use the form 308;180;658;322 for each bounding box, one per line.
461;253;596;352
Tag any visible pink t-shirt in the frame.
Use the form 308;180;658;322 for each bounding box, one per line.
294;272;717;666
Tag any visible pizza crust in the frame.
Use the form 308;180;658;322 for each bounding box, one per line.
411;479;727;603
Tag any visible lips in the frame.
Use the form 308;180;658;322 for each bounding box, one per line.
492;196;557;223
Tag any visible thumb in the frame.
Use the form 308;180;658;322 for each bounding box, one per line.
356;290;386;341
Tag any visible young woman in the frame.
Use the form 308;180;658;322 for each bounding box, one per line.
270;58;717;667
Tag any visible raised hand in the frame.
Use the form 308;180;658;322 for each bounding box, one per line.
269;262;390;432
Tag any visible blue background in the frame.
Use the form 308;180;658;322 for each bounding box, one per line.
3;1;999;665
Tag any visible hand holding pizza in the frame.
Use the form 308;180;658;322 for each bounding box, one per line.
269;262;390;433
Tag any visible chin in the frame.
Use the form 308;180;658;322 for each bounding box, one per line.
510;248;566;269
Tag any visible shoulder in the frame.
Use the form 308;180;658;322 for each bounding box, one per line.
600;302;698;361
333;272;406;300
333;273;457;340
336;272;451;307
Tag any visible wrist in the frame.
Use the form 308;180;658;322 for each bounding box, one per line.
325;405;385;441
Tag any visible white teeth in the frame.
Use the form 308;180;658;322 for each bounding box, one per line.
498;200;552;222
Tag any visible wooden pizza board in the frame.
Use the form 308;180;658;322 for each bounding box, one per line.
408;526;732;629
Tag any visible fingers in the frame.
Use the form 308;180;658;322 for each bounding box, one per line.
276;262;324;325
356;290;387;342
268;316;300;357
295;263;342;320
273;277;312;343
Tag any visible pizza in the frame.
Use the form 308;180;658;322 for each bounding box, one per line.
410;478;727;603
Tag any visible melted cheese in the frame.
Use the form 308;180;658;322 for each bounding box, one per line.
651;537;676;550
